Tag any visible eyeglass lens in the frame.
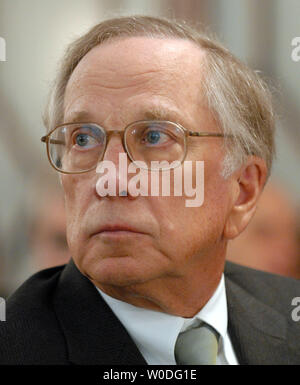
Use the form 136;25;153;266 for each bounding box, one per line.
47;121;186;172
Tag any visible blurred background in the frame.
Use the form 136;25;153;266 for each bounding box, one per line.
0;0;299;297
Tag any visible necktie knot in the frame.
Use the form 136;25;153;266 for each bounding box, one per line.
175;322;219;365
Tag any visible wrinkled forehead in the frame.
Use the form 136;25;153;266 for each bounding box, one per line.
65;36;206;91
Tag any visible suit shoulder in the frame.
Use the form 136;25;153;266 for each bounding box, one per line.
0;265;68;364
225;261;300;311
6;264;65;316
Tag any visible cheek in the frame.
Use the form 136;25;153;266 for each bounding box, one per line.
202;161;232;237
153;154;231;256
195;144;231;212
61;174;94;246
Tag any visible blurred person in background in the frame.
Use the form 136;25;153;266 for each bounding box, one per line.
28;177;69;272
227;180;300;279
0;236;8;299
11;169;70;291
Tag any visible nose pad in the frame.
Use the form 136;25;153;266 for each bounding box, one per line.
95;134;134;199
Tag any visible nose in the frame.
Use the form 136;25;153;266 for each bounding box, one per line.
102;132;126;162
95;133;134;199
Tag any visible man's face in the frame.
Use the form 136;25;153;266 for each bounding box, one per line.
61;37;234;314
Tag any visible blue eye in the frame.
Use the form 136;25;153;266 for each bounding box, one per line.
142;127;171;147
76;133;90;147
146;130;161;144
71;125;105;150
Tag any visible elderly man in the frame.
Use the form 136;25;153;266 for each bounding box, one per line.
1;15;299;365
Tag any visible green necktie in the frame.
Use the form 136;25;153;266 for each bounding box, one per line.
175;322;219;365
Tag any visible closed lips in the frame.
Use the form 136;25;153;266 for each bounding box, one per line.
93;224;145;234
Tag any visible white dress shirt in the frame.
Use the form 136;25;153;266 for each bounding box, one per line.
96;275;239;365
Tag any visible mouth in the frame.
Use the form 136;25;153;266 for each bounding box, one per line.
91;224;146;239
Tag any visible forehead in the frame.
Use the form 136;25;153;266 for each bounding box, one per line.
65;36;205;92
64;37;207;126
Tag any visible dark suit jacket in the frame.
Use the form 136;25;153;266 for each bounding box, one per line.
0;260;299;365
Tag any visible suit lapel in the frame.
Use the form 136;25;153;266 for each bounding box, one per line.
53;260;147;365
53;260;299;365
225;277;292;364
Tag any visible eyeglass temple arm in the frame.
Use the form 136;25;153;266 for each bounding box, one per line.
188;132;231;137
41;136;65;145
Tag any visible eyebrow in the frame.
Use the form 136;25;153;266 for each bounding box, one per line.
65;111;93;123
64;105;189;128
142;105;185;125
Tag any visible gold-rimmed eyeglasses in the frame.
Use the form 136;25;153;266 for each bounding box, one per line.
41;120;227;174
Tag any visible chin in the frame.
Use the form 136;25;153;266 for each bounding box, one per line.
77;253;159;288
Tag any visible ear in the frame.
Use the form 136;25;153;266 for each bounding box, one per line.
224;156;268;240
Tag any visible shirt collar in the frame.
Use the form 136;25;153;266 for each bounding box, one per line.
96;274;227;365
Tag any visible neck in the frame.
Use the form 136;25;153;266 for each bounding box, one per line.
93;256;225;317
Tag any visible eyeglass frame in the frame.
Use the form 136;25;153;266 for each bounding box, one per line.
41;120;228;174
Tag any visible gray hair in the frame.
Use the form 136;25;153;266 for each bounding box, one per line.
43;15;275;178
